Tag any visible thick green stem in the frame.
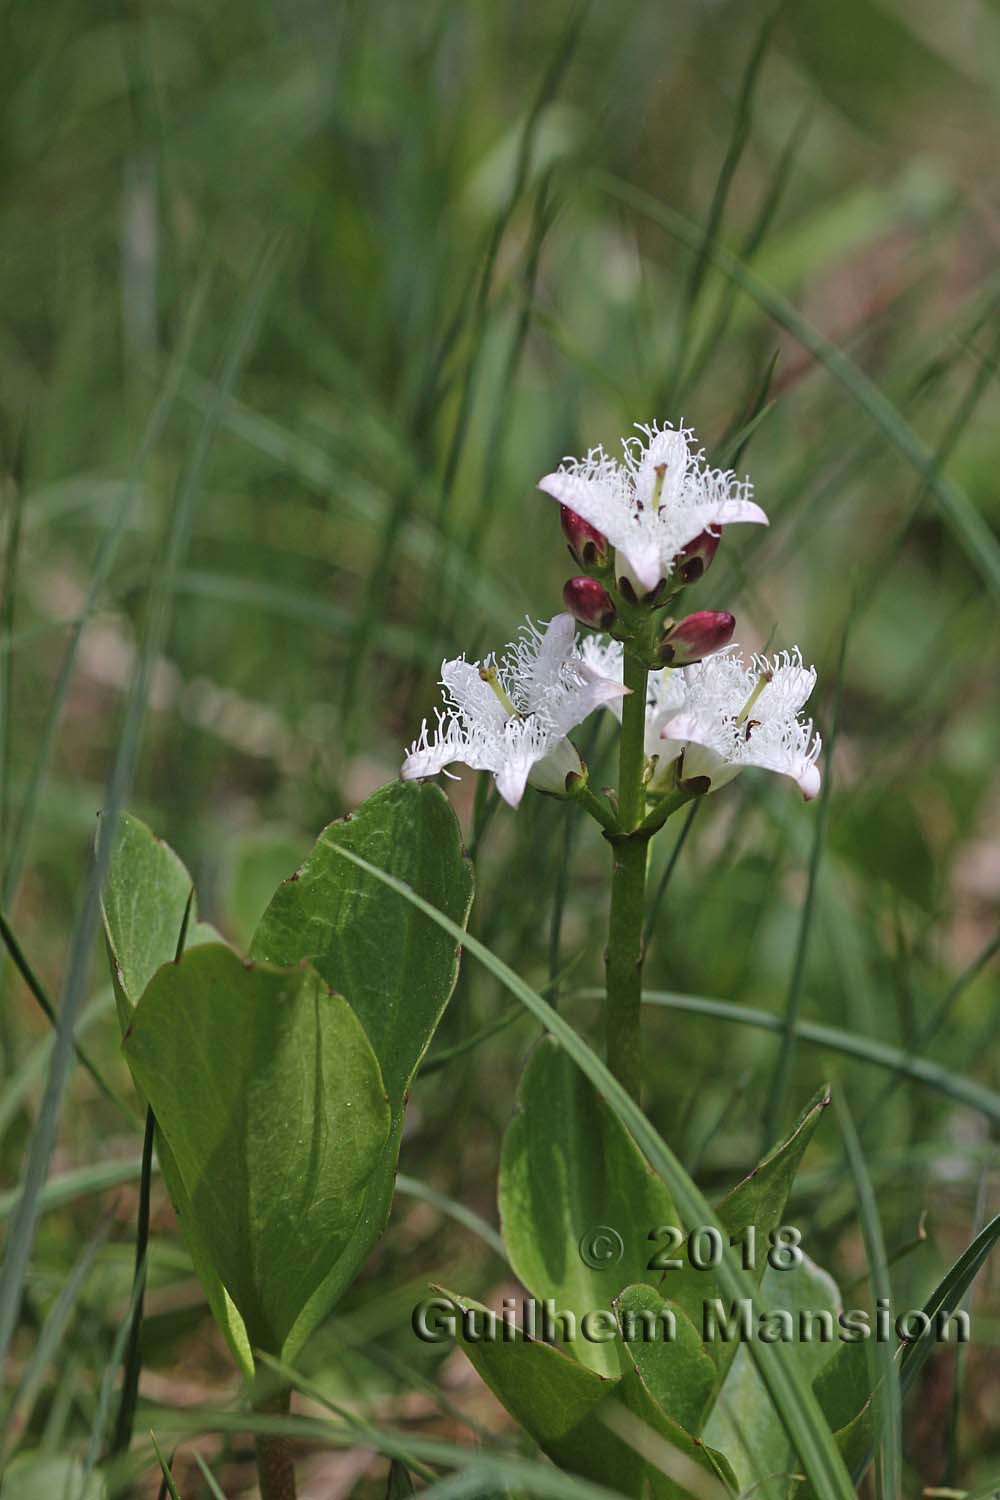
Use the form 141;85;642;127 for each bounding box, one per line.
255;1386;296;1500
604;649;650;1100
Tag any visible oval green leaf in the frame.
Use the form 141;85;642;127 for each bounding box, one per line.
122;943;391;1357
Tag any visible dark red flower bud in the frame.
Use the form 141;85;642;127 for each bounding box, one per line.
658;610;735;667
563;576;617;631
560;506;610;569
676;527;721;584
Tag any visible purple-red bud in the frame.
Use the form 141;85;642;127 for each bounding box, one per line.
658;610;735;667
676;527;721;584
563;576;617;631
560;506;610;569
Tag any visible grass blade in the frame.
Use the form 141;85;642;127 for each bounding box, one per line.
763;619;848;1145
630;988;1000;1124
601;174;1000;601
1;269;211;913
193;1453;229;1500
0;910;130;1116
149;1432;181;1500
662;5;780;409
835;1093;901;1500
0;1220;108;1458
108;1105;156;1458
395;1174;506;1262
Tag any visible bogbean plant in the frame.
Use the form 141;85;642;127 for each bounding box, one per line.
103;422;875;1500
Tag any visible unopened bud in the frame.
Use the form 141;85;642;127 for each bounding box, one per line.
658;610;735;667
560;506;610;569
676;527;721;584
563;576;617;631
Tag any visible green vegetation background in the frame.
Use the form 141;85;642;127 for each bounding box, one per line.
1;0;998;1493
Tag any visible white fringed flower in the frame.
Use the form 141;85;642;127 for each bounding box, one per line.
651;647;822;800
401;614;628;808
578;636;822;800
538;421;768;594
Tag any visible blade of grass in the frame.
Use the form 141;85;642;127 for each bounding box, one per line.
108;1105;157;1458
0;992;114;1145
0;910;131;1117
714;346;780;467
601;175;1000;601
435;0;587;538
0;241;279;1371
643;800;699;952
352;6;587;746
318;844;857;1500
630;988;1000;1124
394;1174;506;1262
946;1173;988;1485
0;1158;149;1224
547;715;603;1006
255;1351;438;1485
419;1005;525;1076
763;619;848;1145
193;1453;229;1500
463;171;555;564
150;1432;182;1500
149;1408;626;1500
80;1253;147;1491
858;923;1000;1133
0;1219;109;1459
0;464;25;882
835;1093;901;1500
855;319;1000;622
174;569;432;666
661;5;781;410
899;1211;1000;1398
1;268;211;914
683;105;812;399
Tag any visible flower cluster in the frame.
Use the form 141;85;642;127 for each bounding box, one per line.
401;420;821;812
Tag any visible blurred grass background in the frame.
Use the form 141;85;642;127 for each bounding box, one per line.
1;0;999;1494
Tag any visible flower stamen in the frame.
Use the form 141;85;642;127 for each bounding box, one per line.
735;671;771;727
479;664;518;717
651;461;667;512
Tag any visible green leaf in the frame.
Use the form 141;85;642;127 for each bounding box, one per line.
613;1284;715;1435
99;811;203;1031
122;943;391;1357
666;1088;830;1385
99;811;250;1375
250;780;474;1111
440;1289;734;1500
704;1257;843;1499
281;1117;402;1364
250;781;473;1358
498;1036;676;1375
